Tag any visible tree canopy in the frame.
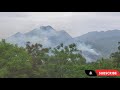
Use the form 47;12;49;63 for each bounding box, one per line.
0;39;120;78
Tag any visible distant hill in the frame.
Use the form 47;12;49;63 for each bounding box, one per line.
7;26;120;61
75;30;120;57
6;26;73;47
6;25;101;62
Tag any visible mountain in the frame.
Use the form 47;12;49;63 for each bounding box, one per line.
6;32;26;46
6;25;101;62
48;30;73;46
6;26;73;47
8;26;120;62
75;30;120;57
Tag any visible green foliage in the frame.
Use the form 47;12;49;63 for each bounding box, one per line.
0;40;32;78
110;42;120;68
0;39;120;78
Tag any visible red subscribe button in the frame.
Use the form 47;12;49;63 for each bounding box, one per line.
95;69;120;76
85;69;120;76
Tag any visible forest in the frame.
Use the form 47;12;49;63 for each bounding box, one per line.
0;39;120;78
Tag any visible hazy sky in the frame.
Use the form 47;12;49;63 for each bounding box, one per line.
0;12;120;39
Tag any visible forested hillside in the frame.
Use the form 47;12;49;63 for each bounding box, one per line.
75;30;120;57
0;39;120;78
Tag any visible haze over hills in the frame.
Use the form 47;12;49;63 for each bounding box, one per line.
5;26;120;62
6;26;73;47
75;30;120;57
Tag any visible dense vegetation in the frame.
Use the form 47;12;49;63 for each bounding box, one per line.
0;39;120;78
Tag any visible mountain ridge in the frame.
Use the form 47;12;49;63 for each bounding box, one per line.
5;26;120;62
75;29;120;57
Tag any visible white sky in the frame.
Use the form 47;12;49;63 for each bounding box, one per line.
0;12;120;39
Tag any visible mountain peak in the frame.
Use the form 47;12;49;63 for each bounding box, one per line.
40;25;54;30
15;32;21;34
14;32;23;36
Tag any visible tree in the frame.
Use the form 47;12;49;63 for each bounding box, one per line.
110;42;120;67
0;40;32;78
26;42;49;68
